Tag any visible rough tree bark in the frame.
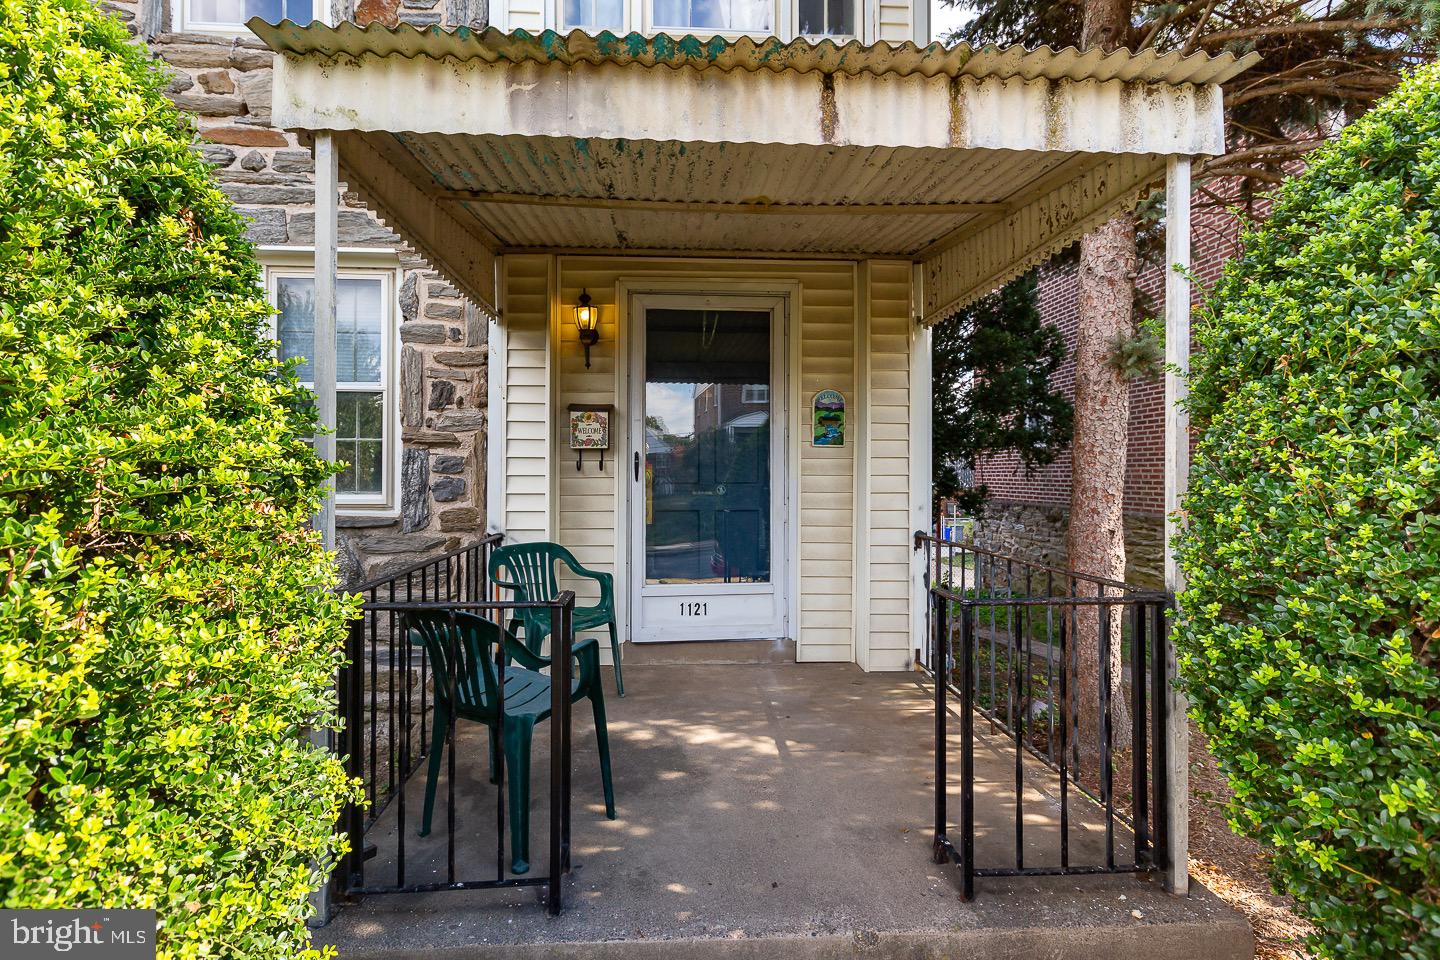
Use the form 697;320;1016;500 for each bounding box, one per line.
1067;0;1137;763
1069;216;1136;761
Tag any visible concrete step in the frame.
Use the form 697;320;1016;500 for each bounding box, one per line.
328;912;1253;960
622;638;796;665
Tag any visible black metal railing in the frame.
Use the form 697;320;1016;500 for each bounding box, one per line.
334;534;575;913
917;532;1172;900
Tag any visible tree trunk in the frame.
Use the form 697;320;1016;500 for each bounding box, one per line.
1068;215;1136;765
1065;0;1137;774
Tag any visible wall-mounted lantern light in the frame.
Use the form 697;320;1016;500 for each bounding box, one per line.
574;289;599;368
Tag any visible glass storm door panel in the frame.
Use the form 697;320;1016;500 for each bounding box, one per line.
631;297;787;643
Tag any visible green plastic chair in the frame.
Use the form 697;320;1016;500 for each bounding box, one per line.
406;610;616;875
489;542;625;697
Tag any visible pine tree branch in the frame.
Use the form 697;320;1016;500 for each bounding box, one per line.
1135;0;1215;50
1199;16;1416;44
1198;162;1291;184
1228;75;1397;105
1210;139;1327;166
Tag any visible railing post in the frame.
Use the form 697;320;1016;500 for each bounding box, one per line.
547;593;575;915
1131;600;1150;867
1151;600;1173;877
341;614;366;892
931;590;948;864
958;603;975;902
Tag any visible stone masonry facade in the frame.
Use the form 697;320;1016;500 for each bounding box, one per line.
971;191;1249;588
104;0;492;588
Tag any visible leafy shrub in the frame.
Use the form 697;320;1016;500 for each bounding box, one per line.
1176;62;1440;960
0;2;359;957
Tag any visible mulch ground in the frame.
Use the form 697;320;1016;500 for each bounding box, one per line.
1186;724;1316;960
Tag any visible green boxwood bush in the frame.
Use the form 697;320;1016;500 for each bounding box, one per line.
0;2;359;957
1177;63;1440;959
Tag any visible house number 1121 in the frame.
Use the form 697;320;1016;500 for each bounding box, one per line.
680;601;708;617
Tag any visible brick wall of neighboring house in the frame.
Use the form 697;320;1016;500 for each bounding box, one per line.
971;195;1248;588
103;0;491;588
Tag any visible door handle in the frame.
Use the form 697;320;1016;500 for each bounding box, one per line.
634;452;641;482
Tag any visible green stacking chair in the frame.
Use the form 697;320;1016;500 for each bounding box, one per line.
489;541;625;697
407;610;616;875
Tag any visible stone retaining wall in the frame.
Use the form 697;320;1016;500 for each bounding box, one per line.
971;501;1164;591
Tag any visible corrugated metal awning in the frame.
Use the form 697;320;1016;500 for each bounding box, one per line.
249;19;1259;87
256;20;1251;318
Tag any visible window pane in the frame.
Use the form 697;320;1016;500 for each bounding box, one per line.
188;0;314;25
275;276;315;381
564;0;624;28
356;441;385;493
336;393;385;495
652;0;770;32
336;277;384;384
644;309;771;585
276;276;384;384
799;0;851;33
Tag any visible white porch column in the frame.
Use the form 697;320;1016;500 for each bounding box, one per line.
1163;154;1192;896
909;263;933;667
305;130;340;929
313;131;339;550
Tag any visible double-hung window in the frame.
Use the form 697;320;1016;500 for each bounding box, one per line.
651;0;772;33
267;265;397;512
563;0;625;30
179;0;316;33
797;0;854;36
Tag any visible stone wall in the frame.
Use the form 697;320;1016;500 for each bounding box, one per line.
104;0;491;588
972;500;1164;591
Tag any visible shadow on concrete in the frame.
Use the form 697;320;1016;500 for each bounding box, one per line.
320;662;1250;960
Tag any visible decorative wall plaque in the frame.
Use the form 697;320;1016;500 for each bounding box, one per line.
811;389;846;446
568;404;612;470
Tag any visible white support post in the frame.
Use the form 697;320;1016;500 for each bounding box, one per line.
1163;154;1192;896
909;264;933;669
305;131;339;929
313;132;339;551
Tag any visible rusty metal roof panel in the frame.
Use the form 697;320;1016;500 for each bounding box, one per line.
374;131;1077;255
249;19;1259;87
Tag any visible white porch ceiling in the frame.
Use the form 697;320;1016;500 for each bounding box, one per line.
260;22;1253;321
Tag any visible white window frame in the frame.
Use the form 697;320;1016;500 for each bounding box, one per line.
559;0;629;32
173;0;323;36
541;0;867;44
260;248;403;517
792;0;858;39
640;0;783;38
741;384;769;404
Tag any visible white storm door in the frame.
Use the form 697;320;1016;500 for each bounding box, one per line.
629;294;788;643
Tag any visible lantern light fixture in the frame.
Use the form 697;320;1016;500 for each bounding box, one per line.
574;289;599;368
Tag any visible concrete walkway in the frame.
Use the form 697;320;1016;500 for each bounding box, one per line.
319;662;1251;960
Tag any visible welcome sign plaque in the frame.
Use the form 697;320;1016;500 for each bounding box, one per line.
568;403;612;470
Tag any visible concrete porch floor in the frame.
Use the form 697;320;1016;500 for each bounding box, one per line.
320;662;1252;960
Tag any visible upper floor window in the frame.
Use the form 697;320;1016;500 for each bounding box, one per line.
267;264;398;510
741;384;769;404
798;0;854;35
182;0;315;32
564;0;625;29
651;0;771;33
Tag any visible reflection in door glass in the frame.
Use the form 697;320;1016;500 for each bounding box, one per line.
645;308;770;585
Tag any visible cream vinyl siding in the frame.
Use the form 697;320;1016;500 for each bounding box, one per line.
863;260;913;670
533;257;857;663
503;0;547;31
875;0;913;43
501;254;553;543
